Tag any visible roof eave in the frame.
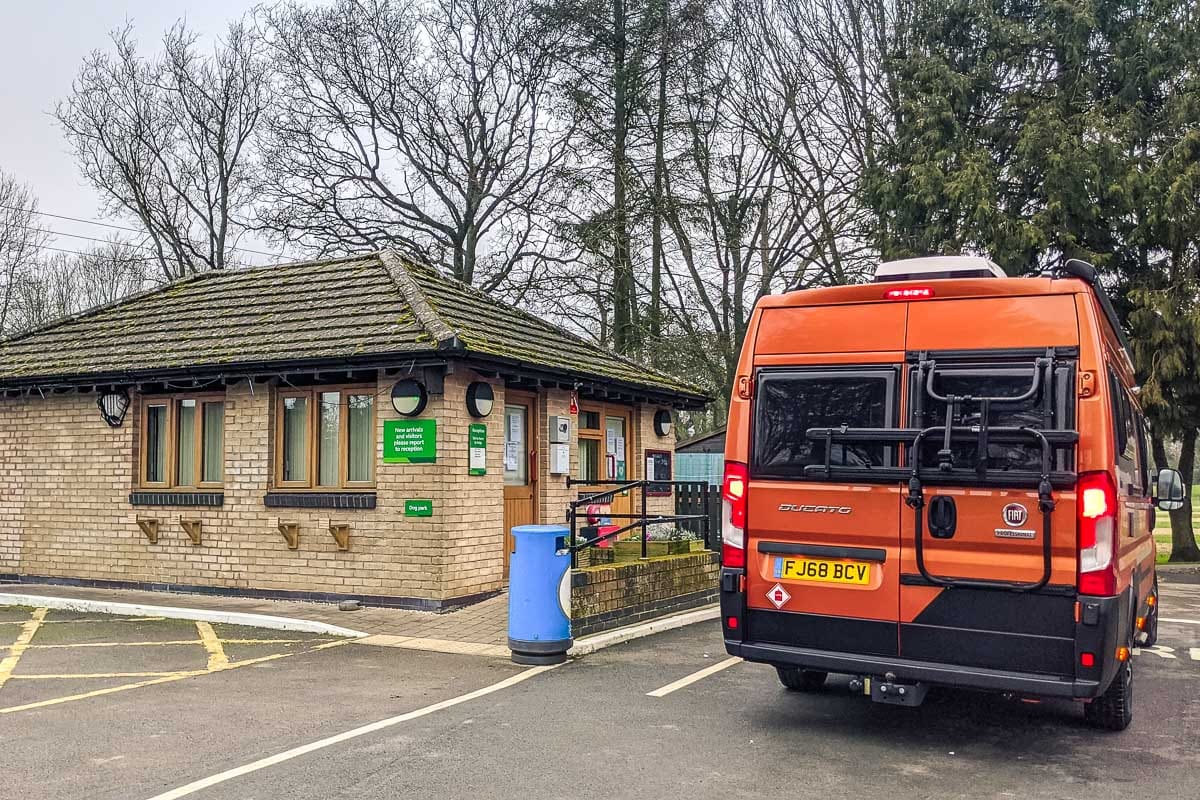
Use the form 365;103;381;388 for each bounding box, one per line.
0;350;710;409
0;351;451;393
457;353;710;409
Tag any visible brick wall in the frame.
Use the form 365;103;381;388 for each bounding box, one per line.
0;372;509;606
537;388;575;526
0;374;674;608
570;551;719;637
634;404;675;518
438;373;505;598
0;393;31;574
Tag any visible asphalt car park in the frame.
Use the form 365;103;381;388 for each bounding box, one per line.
0;606;348;715
3;581;1200;800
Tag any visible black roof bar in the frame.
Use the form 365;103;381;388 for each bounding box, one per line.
1048;259;1133;357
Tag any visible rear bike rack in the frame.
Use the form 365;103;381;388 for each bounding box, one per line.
906;425;1059;593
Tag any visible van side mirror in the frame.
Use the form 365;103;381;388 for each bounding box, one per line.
1156;469;1186;511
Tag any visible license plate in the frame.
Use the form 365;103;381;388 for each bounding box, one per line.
774;557;871;585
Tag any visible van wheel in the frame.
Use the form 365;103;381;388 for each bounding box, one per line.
1084;659;1133;731
776;667;827;691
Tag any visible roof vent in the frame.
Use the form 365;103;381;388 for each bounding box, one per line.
873;256;1006;283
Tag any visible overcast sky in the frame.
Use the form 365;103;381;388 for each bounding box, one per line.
0;1;267;261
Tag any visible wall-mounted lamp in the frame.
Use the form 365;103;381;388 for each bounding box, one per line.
391;379;428;416
653;409;673;438
98;390;131;427
465;381;494;418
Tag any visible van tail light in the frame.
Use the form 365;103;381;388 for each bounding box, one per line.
884;286;935;300
1077;471;1118;596
721;461;748;569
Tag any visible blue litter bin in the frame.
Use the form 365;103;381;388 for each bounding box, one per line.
508;524;573;665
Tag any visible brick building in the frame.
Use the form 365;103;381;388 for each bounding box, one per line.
0;251;706;610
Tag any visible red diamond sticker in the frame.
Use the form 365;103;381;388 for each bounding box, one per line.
767;583;791;609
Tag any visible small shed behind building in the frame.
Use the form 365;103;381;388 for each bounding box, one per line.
675;427;726;486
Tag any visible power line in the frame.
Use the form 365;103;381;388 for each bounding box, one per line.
16;223;280;267
2;205;144;235
14;224;158;252
0;203;281;259
39;244;156;262
37;243;284;270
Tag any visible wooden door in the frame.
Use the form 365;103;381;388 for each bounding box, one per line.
502;392;537;578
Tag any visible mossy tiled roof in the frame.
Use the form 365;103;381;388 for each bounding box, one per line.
0;251;705;402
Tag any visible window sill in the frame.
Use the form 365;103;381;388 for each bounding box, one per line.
263;492;377;510
130;491;224;508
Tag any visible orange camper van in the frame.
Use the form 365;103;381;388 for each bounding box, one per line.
719;256;1186;730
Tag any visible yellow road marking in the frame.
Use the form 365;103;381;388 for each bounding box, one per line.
0;640;348;715
0;608;48;690
11;671;201;680
196;622;229;671
0;638;326;651
0;672;208;714
0;616;168;626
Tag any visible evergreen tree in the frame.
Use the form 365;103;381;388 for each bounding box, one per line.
874;0;1200;559
1127;0;1200;560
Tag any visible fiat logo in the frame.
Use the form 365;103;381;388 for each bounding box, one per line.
1002;503;1029;526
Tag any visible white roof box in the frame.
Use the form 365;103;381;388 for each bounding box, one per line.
873;256;1006;283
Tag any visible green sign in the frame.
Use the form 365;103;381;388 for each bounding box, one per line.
468;423;487;476
383;419;437;463
405;499;433;517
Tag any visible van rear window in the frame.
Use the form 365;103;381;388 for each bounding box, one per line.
753;370;895;478
913;365;1074;472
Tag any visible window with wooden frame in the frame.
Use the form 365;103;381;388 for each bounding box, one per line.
575;403;632;482
576;405;603;482
274;386;376;491
139;394;225;489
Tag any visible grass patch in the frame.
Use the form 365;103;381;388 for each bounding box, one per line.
1155;484;1200;563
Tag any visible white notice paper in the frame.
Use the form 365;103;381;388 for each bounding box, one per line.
504;441;520;471
606;430;617;454
470;446;487;472
615;436;625;456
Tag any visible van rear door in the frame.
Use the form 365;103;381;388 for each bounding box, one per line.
897;351;1081;677
744;368;902;658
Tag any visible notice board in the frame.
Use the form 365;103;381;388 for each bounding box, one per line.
645;449;672;496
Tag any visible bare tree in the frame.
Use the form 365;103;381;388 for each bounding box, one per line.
7;254;75;334
9;240;156;333
259;0;576;291
628;0;881;411
0;172;49;334
56;20;269;279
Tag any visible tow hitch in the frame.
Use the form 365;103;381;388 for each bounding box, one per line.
849;674;929;707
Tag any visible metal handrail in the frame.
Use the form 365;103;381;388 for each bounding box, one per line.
566;478;716;568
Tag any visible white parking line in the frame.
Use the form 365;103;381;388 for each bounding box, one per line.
143;664;557;800
647;657;742;698
1159;617;1200;625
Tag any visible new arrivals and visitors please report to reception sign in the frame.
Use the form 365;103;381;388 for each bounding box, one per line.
383;419;437;463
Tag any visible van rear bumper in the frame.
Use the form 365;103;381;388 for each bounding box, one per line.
727;640;1100;698
719;567;1129;700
